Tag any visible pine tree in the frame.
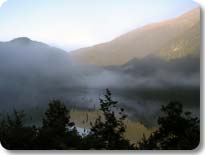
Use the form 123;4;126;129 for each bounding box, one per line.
82;89;133;150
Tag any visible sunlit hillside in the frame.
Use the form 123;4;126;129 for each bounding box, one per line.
71;8;200;66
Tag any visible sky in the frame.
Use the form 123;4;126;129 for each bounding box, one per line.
0;0;199;51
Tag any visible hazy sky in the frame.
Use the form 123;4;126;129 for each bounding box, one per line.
0;0;198;51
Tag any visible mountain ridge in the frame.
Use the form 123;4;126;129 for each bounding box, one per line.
70;7;200;66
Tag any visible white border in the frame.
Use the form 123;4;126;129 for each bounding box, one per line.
0;0;204;154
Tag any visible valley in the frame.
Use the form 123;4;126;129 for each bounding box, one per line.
0;8;200;129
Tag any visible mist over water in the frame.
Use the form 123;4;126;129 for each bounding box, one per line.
0;38;200;127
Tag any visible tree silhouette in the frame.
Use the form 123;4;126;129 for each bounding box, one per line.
137;101;200;150
0;110;36;150
0;94;200;150
81;89;134;150
35;100;81;149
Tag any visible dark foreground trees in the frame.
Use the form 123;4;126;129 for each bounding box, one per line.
0;100;82;150
0;110;37;149
137;101;200;150
80;89;134;150
0;90;200;150
35;100;82;149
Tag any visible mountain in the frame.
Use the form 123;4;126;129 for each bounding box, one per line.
0;38;75;109
0;37;200;126
70;8;200;66
0;7;200;124
0;37;107;111
0;37;71;69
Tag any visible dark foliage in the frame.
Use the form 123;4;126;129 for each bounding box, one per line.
35;100;81;149
0;100;82;150
80;89;134;150
0;92;200;150
0;110;37;149
137;101;200;150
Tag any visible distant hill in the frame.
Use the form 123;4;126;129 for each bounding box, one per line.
0;7;200;125
0;38;76;109
0;37;71;69
70;8;200;66
0;37;105;110
0;37;200;126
